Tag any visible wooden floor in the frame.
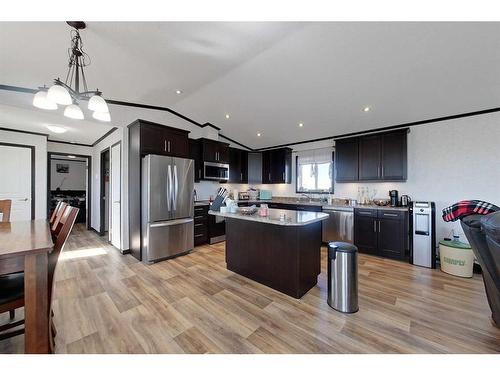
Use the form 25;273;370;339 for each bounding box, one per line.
1;224;499;354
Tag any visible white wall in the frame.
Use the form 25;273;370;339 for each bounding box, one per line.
50;159;87;190
0;129;47;219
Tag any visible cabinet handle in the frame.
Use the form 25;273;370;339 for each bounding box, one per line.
373;221;377;232
383;213;399;217
164;140;167;152
194;215;205;219
199;169;202;179
378;165;381;177
269;173;271;182
168;141;171;153
283;172;285;181
360;211;372;215
378;220;381;232
240;172;243;181
381;165;384;177
195;234;204;238
194;223;204;227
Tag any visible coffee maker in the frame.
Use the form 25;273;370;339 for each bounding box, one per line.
389;190;399;207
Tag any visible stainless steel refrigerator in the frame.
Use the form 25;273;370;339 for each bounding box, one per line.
141;154;194;263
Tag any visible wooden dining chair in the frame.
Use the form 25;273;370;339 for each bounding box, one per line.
0;199;12;222
0;206;79;351
49;201;63;225
51;202;68;236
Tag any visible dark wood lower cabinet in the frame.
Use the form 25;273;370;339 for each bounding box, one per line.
194;205;209;246
354;208;409;260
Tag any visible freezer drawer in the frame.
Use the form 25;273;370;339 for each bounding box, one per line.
143;218;194;263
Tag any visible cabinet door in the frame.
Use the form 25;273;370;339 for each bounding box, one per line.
165;130;189;158
203;141;218;162
141;125;167;155
335;138;359;182
240;150;248;183
354;210;378;254
217;144;230;163
381;131;407;180
189;139;203;182
378;214;406;259
359;135;381;180
229;147;242;183
262;151;272;184
270;149;285;183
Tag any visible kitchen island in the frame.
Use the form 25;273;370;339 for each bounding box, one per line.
209;208;328;298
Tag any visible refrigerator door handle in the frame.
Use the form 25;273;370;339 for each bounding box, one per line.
150;218;193;228
167;165;172;214
173;165;178;212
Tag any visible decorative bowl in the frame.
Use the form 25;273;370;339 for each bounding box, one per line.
372;199;390;206
238;206;258;215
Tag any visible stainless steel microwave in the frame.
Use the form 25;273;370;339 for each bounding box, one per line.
203;161;229;181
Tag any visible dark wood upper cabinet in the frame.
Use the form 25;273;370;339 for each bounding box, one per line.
229;147;248;183
335;138;359;182
381;130;407;180
138;120;189;158
262;148;292;184
359;135;382;180
189;138;203;182
200;138;230;163
335;129;407;182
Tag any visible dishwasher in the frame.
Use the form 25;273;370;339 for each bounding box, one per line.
322;206;354;243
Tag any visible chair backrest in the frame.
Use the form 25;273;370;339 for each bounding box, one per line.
0;199;12;222
49;201;64;225
51;202;68;235
48;205;79;302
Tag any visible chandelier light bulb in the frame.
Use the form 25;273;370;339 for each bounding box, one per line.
92;110;111;122
47;84;72;105
88;94;109;113
64;104;84;120
33;91;57;110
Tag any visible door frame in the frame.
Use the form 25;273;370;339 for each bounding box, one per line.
99;148;111;236
0;142;35;220
47;152;92;230
109;141;122;248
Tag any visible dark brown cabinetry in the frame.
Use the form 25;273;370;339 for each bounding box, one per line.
228;147;248;183
354;208;409;260
261;148;292;184
267;202;322;212
335;138;359;182
139;120;189;158
189;139;203;182
128;119;190;260
335;129;407;182
194;205;209;246
200;138;229;163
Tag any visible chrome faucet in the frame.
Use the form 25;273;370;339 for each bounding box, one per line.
300;193;312;201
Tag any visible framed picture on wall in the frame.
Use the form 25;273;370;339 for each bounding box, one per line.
56;163;69;173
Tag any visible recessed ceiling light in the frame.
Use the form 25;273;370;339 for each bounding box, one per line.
299;122;304;127
175;90;183;95
46;125;67;134
67;155;76;159
363;106;371;112
257;133;261;137
225;114;230;119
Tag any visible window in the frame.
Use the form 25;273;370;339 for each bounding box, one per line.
296;148;334;194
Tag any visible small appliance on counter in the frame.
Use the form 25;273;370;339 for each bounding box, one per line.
410;201;436;268
389;190;399;207
400;195;412;207
238;191;250;201
259;190;272;200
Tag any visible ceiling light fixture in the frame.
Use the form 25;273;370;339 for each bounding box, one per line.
33;21;110;122
175;90;183;95
257;133;261;137
225;114;230;119
299;122;304;127
363;106;371;112
46;125;67;134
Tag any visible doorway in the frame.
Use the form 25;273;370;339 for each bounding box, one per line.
100;149;110;236
47;152;91;229
110;141;121;249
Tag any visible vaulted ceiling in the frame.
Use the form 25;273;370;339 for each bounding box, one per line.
1;22;500;147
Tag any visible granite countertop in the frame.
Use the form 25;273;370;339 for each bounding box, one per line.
209;208;328;226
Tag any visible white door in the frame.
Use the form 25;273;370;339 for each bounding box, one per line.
0;145;32;221
110;143;121;249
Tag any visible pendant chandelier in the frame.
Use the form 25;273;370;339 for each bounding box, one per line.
33;21;110;122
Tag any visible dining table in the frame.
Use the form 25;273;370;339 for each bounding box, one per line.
0;219;54;354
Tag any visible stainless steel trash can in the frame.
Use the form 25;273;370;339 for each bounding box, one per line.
327;241;359;313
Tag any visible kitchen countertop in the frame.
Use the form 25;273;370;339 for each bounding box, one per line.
197;198;410;212
209;208;328;226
